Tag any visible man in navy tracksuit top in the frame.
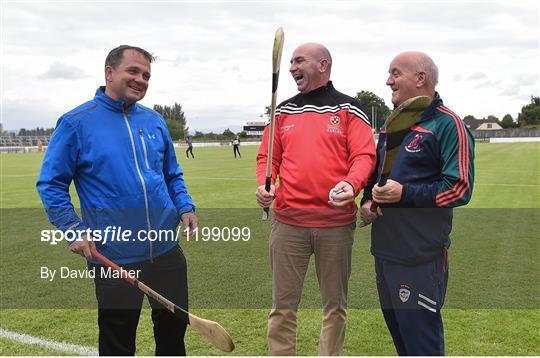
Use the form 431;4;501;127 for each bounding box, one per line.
360;51;474;355
37;45;197;356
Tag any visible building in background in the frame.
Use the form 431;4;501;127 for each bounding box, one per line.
463;117;503;130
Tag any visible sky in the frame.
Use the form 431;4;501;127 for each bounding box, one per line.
1;0;539;133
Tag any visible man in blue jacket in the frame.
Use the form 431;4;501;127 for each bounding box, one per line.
360;51;474;355
37;45;197;355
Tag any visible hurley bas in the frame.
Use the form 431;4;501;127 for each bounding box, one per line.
40;266;141;282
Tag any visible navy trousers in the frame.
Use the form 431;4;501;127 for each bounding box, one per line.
375;252;448;356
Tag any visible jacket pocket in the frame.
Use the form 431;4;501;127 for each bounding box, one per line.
139;130;150;170
138;129;166;173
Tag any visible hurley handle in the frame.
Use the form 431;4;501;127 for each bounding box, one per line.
262;176;272;220
369;175;389;212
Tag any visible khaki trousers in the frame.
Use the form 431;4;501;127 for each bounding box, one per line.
267;220;356;356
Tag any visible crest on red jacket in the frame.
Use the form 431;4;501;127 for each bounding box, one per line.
327;115;342;134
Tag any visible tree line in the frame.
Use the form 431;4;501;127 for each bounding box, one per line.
153;103;188;140
355;93;539;130
7;95;538;139
462;96;539;129
153;102;249;141
192;129;248;141
1;127;55;136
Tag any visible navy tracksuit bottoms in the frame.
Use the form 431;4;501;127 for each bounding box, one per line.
375;251;448;356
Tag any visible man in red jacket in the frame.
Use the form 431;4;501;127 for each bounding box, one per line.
256;43;376;355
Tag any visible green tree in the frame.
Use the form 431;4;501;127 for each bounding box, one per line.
517;96;540;127
170;103;186;123
354;90;390;131
164;119;184;140
154;102;188;140
16;127;55;136
222;128;235;139
487;115;499;123
500;114;517;129
463;115;476;121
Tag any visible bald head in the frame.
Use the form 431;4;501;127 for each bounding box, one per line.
290;43;332;93
395;51;438;88
298;43;333;70
386;51;438;106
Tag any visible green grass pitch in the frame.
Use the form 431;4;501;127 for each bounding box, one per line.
0;142;538;355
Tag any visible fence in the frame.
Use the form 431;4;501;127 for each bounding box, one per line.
471;128;540;139
175;141;261;148
1;129;538;153
0;135;51;147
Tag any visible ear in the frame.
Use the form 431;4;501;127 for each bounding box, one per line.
105;66;113;82
416;71;427;88
318;59;329;73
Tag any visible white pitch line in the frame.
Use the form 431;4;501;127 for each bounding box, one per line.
0;328;98;356
475;183;539;187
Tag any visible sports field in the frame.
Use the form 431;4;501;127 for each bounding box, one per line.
0;142;539;355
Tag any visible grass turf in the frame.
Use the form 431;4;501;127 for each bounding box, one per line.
0;142;539;355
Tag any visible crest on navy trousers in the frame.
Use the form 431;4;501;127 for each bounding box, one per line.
399;285;411;303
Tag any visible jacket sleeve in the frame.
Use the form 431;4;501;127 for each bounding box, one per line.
401;117;475;208
161;122;195;215
36;117;89;233
256;115;283;186
361;134;385;204
343;109;377;196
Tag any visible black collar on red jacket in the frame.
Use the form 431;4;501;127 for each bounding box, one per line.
301;81;335;98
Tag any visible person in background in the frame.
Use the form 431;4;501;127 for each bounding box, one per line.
233;136;241;158
186;135;194;158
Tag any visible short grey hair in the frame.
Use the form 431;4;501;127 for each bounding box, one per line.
416;54;439;88
318;45;332;71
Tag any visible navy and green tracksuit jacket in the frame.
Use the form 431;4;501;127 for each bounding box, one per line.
362;93;475;265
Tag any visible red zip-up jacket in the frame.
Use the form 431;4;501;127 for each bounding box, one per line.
256;82;376;227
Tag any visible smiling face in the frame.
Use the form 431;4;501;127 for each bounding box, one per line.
104;49;151;107
386;53;421;107
289;44;330;94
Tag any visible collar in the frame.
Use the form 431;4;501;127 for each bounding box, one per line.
301;81;334;97
418;92;443;124
94;86;138;113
